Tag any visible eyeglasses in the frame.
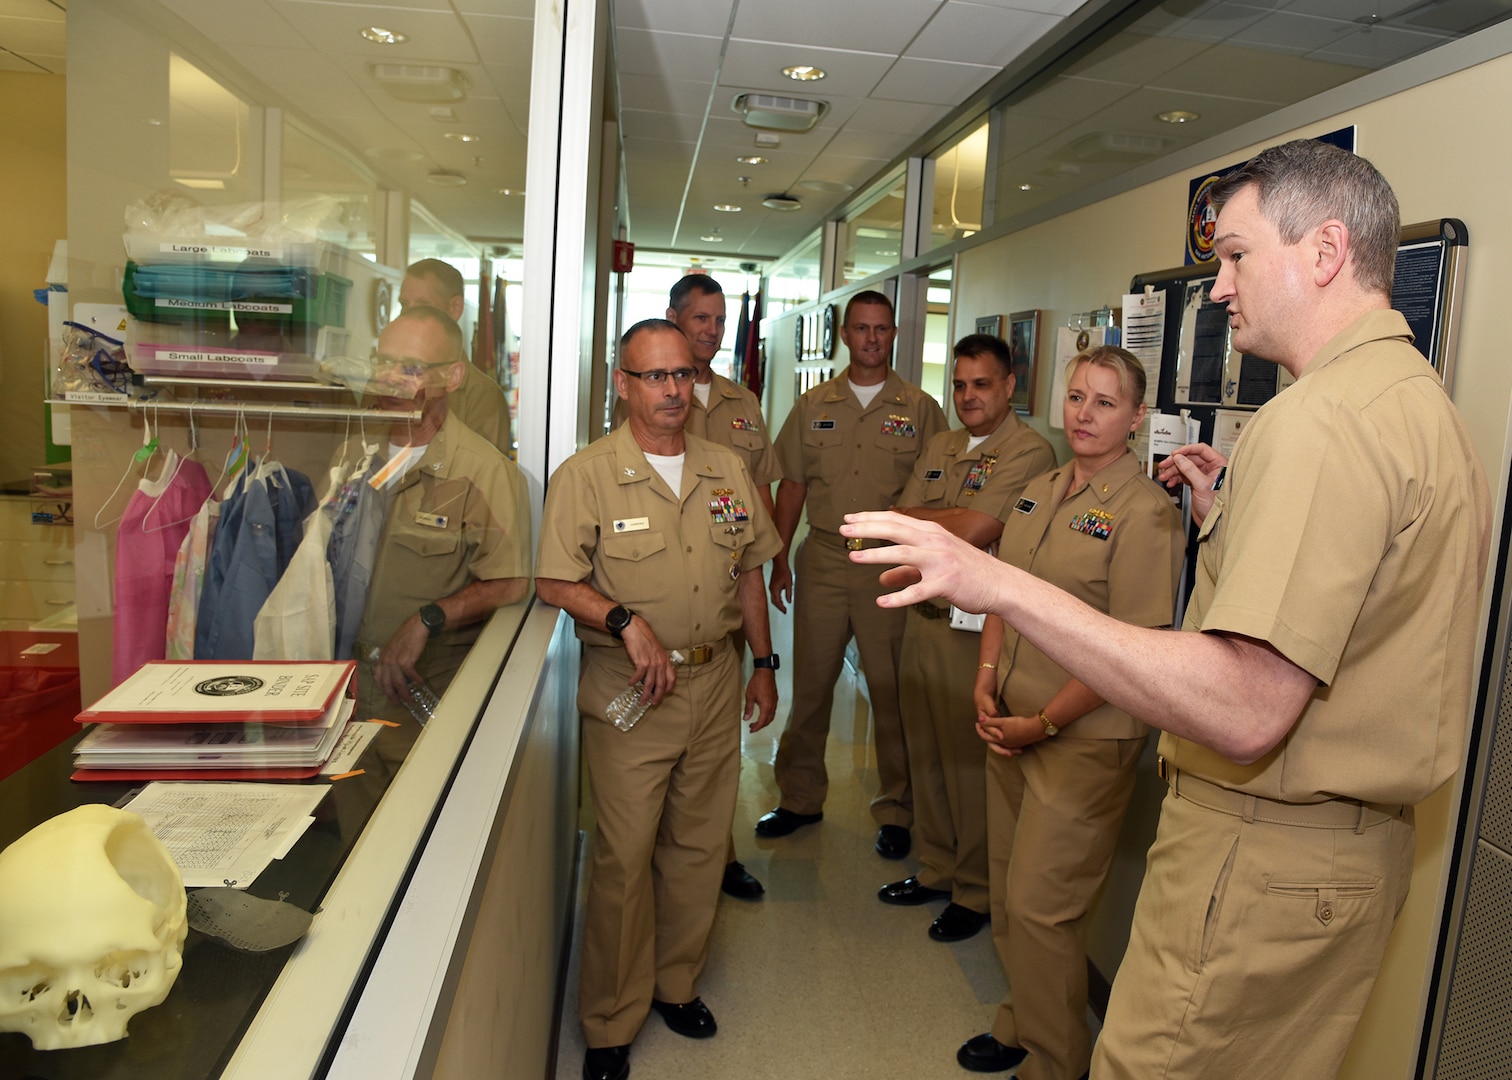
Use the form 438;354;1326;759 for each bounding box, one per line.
620;367;696;386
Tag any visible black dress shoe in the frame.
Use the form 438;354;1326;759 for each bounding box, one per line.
878;875;951;906
721;860;765;899
755;807;823;837
583;1044;630;1080
875;823;911;859
930;902;990;942
651;997;718;1039
957;1032;1027;1073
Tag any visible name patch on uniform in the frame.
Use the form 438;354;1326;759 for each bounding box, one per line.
811;418;837;430
709;495;750;524
613;516;650;533
1014;498;1037;515
414;512;449;529
880;415;917;438
731;417;759;431
1069;508;1114;540
962;453;999;494
923;469;944;481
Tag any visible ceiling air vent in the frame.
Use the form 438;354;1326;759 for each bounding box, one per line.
762;194;803;211
732;93;827;132
369;63;470;103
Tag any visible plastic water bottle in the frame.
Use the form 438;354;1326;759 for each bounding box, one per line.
366;645;441;726
606;650;684;732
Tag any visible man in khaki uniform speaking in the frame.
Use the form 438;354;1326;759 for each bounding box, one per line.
761;289;947;858
842;140;1491;1079
879;334;1054;943
400;258;514;456
537;319;780;1080
610;273;781;900
358;305;532;720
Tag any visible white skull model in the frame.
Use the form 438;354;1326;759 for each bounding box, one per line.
0;805;187;1049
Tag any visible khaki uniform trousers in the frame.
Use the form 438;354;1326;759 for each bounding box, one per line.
775;530;911;825
577;640;741;1048
1092;776;1414;1079
353;637;470;724
899;607;989;910
989;735;1145;1080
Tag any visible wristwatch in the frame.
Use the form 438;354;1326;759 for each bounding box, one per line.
1038;709;1059;737
752;654;781;670
605;605;635;639
419;603;447;635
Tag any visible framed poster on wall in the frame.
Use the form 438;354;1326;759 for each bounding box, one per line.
1008;310;1041;416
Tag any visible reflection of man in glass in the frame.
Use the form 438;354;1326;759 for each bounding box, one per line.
356;305;532;719
400;258;514;455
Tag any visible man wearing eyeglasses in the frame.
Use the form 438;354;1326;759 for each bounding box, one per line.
355;304;532;721
538;319;780;1080
612;273;780;900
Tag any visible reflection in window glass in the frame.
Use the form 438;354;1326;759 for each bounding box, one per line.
169;54;257;200
922;265;952;412
838;170;906;286
767;231;822;317
928;120;988;252
282;119;377;254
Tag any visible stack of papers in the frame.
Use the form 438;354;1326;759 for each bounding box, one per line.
72;661;357;782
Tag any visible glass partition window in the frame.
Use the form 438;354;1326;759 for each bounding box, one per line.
767;230;822;316
838;169;906;286
921;264;953;413
168;55;258;200
928;119;988;251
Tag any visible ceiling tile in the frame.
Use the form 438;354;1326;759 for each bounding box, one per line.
871;56;999;107
1309;25;1455;67
615;26;724;79
729;0;939;54
719;38;895;98
614;0;737;37
618;72;719;116
1154;41;1365;99
906;3;1062;67
460;13;534;67
1229;10;1358;55
270;1;479;62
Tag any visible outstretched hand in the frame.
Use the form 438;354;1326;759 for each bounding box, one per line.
838;512;1003;614
1155;443;1228;526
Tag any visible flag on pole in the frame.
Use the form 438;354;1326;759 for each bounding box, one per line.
741;289;764;398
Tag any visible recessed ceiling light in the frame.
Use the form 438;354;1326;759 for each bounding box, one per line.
735;155;768;165
763;194;802;211
700;233;725;243
427;170;467;187
1017;182;1039;191
175;178;225;190
361;26;407;45
799;179;853;194
496;188;524;196
443;132;481;142
783;64;826;81
714;204;743;212
1157;109;1200;124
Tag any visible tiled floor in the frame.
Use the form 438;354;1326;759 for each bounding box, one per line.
553;614;1033;1079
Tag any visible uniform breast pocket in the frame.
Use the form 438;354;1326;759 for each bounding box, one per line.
918;476;948;504
601;531;670;604
729;429;766;453
1195;502;1223;581
874;432;919;488
392;524;461;560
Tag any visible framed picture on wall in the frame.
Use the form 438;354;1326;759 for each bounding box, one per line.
973;314;1003;339
1008;310;1041;415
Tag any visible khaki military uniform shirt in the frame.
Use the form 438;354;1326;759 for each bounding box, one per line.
453;362;514;456
1161;309;1490;804
612;372;780;485
536;425;781;650
774;367;948;532
997;452;1184;740
358;410;532;656
898;411;1057;522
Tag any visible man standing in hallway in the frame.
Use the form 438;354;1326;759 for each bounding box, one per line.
611;272;781;900
760;289;948;858
841;139;1491;1078
879;334;1055;942
537;320;780;1080
399;258;514;455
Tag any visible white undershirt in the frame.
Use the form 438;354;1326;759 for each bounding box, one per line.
643;451;685;496
693;381;712;407
386;441;423;484
849;379;885;409
965;434;989;453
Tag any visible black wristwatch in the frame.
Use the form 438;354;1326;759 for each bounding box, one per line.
419;603;447;636
605;605;635;639
752;654;781;670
